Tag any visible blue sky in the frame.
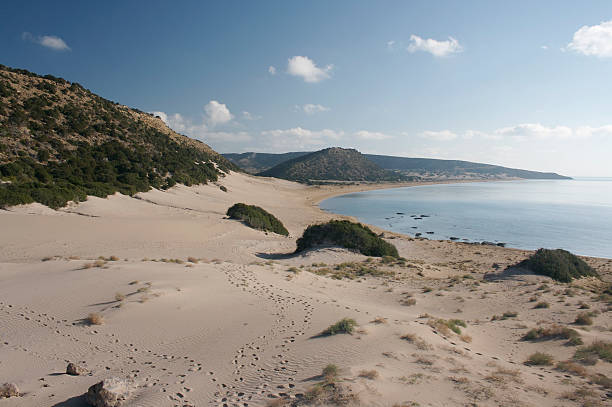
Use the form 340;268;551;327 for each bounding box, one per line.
2;1;612;176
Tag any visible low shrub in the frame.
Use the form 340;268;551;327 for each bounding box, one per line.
226;203;288;236
322;364;339;382
574;312;593;326
522;324;582;345
321;318;357;336
525;352;554;366
295;220;398;258
534;301;550;309
86;312;104;325
574;341;612;364
517;248;598;283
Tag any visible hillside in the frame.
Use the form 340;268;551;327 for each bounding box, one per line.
223;152;308;174
0;64;237;208
365;154;571;180
258;147;406;183
225;151;570;180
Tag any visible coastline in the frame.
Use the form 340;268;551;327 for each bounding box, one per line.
1;172;611;407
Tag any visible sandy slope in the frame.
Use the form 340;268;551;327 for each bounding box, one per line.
0;172;611;407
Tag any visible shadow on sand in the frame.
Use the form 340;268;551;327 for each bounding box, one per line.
51;394;88;407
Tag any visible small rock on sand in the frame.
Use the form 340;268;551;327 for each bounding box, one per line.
66;362;88;376
0;383;20;398
86;377;133;407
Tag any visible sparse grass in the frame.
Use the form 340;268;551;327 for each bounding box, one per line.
309;260;393;280
400;333;432;350
86;312;104;325
485;367;522;385
322;364;339;382
401;298;417;306
534;301;550;309
591;373;612;389
491;311;518;321
555;360;587;377
321;318;357;336
128;280;139;285
524;352;554;366
371;316;388;324
114;293;125;302
428;318;467;335
574;312;594;326
108;255;119;261
574;341;612;364
560;387;602;406
187;257;198;263
287;266;300;274
358;369;379;379
459;334;472;343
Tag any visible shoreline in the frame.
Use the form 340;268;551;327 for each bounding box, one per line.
307;177;611;261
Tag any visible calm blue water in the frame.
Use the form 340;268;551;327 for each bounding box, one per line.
320;179;612;258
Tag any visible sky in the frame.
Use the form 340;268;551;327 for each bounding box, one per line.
2;1;612;176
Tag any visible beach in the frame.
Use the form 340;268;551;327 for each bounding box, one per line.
1;171;611;407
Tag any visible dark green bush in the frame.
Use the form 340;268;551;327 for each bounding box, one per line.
295;220;398;258
321;318;357;336
226;203;288;236
518;248;598;283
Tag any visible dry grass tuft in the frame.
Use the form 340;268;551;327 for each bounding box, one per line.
187;257;199;263
114;293;125;302
400;333;432;350
358;369;379;380
524;352;553;366
555;360;587;377
86;313;104;325
370;316;388;324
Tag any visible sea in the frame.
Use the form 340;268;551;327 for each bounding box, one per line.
320;178;612;259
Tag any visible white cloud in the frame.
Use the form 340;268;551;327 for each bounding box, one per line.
22;32;71;51
387;40;396;50
407;34;463;57
297;104;330;115
568;20;612;57
268;66;277;75
261;127;343;149
355;130;392;140
417;124;612;142
419;130;458;141
541;45;549;50
287;56;332;83
494;123;574;139
150;110;251;145
204;100;233;126
242;111;260;120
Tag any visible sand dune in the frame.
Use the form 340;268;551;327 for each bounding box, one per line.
1;172;610;406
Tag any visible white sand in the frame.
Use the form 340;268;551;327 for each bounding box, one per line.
1;171;610;406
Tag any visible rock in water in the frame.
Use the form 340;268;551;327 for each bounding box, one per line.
66;362;88;376
0;383;20;398
86;378;133;407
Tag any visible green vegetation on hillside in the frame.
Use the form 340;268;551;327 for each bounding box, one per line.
258;147;405;183
518;248;598;283
0;64;236;208
226;203;289;236
295;220;399;257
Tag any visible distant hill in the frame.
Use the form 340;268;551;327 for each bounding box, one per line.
224;151;570;180
0;64;237;208
224;152;308;174
365;154;571;180
258;147;405;183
